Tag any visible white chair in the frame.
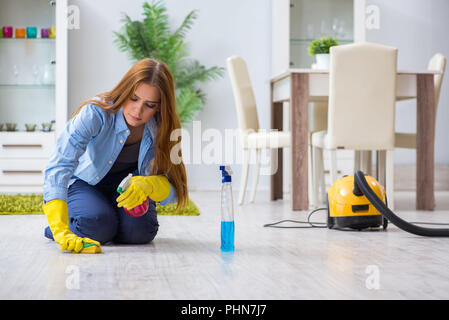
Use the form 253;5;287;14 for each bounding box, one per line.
309;65;373;205
395;53;446;149
357;53;446;187
311;42;398;209
308;101;328;204
309;63;329;204
227;55;291;205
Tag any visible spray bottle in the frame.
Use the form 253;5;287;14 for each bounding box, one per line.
219;165;235;252
117;173;149;217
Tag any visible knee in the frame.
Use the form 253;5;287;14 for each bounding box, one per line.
115;206;159;244
70;209;118;244
120;225;158;244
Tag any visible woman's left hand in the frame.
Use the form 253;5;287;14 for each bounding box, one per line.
116;175;170;209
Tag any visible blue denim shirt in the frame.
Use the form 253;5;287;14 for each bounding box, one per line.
43;97;177;205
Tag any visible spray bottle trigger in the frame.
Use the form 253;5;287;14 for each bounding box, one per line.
117;173;133;194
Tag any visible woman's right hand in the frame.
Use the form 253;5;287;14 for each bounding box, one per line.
43;199;102;253
58;231;102;253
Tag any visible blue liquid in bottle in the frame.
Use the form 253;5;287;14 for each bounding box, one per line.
221;221;235;252
219;165;235;252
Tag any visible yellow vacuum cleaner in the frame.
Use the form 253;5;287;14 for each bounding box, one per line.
327;173;387;230
328;171;449;237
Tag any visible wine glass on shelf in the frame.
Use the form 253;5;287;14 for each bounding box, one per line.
32;64;41;84
320;20;330;37
338;20;347;40
332;18;340;38
306;23;314;40
12;64;20;85
42;63;51;85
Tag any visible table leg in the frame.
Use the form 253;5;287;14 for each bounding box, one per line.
416;74;435;210
270;83;283;201
291;73;309;210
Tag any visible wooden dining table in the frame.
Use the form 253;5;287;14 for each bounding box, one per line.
270;68;442;211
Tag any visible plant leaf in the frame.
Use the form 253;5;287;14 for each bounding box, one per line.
113;0;224;126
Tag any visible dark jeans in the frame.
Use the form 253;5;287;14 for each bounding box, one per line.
44;166;159;245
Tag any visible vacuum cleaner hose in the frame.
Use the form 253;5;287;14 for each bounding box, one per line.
354;170;449;237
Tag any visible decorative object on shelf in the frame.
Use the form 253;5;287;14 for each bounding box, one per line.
332;18;350;40
41;62;55;85
42;64;51;84
49;26;56;38
308;36;339;69
320;20;330;38
25;124;37;132
41;122;53;132
15;28;26;38
50;60;56;83
41;28;49;38
2;26;13;38
12;64;20;84
26;27;37;38
306;23;314;39
6;123;17;131
32;64;41;84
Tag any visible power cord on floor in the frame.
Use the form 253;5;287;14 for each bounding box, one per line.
263;207;328;228
263;208;449;229
408;221;449;226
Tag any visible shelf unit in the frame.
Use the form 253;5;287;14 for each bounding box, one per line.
288;0;355;68
0;84;55;88
0;37;56;42
0;0;67;193
272;0;366;74
271;0;366;192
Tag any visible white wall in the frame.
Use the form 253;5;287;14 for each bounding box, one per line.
68;0;449;193
68;0;272;191
366;0;449;165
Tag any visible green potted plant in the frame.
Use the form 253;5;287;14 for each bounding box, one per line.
308;37;339;69
113;0;224;126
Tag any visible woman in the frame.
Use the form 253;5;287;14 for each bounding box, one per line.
43;58;188;254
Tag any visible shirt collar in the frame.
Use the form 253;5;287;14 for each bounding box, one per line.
115;107;129;133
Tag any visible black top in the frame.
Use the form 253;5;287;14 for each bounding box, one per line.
107;140;141;175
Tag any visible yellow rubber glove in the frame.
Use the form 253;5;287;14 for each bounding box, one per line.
43;199;101;254
116;175;170;210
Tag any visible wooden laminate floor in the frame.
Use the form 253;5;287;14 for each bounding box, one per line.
1;190;449;300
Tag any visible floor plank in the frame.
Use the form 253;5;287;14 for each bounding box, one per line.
1;190;449;299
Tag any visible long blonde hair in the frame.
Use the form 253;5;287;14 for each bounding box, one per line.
70;58;188;211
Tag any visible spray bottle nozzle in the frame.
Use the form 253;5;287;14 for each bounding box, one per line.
219;165;233;176
219;165;232;183
117;173;133;194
